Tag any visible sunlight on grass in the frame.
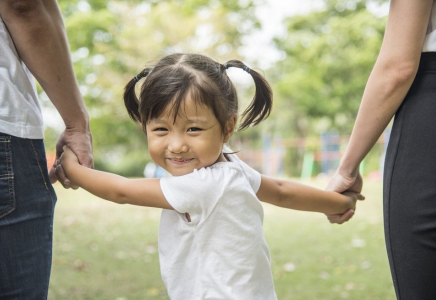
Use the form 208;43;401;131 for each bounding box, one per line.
48;178;395;300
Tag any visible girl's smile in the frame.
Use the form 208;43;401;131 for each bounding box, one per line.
167;158;194;165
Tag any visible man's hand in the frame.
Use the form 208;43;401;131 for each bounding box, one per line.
49;127;93;189
0;0;93;189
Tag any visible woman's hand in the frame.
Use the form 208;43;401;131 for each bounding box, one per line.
325;169;363;224
326;169;363;194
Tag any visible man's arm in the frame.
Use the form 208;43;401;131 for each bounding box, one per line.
0;0;93;187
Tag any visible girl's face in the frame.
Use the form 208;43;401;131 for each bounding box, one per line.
146;96;235;176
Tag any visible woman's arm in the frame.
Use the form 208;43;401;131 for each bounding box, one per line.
325;0;433;224
59;146;172;209
336;0;433;180
257;175;363;215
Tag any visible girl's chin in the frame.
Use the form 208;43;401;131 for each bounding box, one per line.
166;167;196;176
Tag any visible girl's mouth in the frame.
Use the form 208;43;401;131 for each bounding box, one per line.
168;158;193;165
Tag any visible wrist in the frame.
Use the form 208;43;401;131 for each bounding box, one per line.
338;194;354;213
62;159;73;171
64;110;90;131
63;159;79;179
341;193;353;210
338;157;360;178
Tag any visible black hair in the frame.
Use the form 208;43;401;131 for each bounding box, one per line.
123;53;272;133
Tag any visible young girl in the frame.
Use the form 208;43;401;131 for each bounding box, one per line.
58;53;363;300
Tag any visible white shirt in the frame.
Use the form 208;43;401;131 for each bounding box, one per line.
159;153;277;300
0;16;44;139
423;1;436;52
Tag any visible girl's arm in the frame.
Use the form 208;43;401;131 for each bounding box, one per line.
331;0;433;187
257;175;363;215
59;146;172;209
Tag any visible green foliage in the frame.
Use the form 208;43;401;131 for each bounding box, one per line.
266;1;387;176
272;4;386;134
48;0;260;176
44;0;390;177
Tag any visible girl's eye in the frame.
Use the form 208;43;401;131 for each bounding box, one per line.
153;127;168;132
187;127;202;132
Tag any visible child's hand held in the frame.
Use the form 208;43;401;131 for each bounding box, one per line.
60;145;79;165
57;145;80;189
342;191;365;211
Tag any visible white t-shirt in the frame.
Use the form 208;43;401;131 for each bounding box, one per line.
159;153;277;300
0;16;44;139
423;1;436;52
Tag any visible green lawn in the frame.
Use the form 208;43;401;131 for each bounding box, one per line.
48;179;395;300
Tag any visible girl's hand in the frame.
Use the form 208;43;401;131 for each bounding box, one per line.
49;128;93;189
57;146;80;189
342;191;365;211
59;145;79;166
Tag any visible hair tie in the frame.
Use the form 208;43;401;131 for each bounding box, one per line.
243;66;250;74
133;74;142;83
223;63;229;70
133;69;153;82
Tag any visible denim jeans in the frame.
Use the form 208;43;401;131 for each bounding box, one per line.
0;133;57;299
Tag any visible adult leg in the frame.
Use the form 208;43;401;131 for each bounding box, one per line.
384;62;436;300
0;134;57;299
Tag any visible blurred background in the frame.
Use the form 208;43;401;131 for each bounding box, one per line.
44;0;396;299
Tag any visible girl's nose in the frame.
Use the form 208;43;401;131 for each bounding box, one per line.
168;135;188;153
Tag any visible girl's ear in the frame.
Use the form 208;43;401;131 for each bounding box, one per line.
223;115;237;143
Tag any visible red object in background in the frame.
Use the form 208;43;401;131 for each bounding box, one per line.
46;151;56;170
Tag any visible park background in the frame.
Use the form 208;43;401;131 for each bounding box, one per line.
43;0;397;299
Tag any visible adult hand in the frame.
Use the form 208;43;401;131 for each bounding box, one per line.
49;127;93;189
325;169;363;224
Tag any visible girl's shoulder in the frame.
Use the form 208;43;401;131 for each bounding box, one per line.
163;162;241;187
163;148;261;193
192;161;242;183
221;148;262;194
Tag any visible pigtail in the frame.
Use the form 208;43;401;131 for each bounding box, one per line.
224;60;272;131
123;68;153;123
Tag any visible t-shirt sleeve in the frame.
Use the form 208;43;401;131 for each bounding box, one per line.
160;168;225;225
224;147;261;193
234;156;261;193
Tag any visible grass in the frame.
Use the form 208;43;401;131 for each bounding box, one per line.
48;178;395;300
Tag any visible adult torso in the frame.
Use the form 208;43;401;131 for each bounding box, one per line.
0;16;43;139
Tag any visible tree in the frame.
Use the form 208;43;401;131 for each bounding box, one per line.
43;0;261;175
267;0;387;175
